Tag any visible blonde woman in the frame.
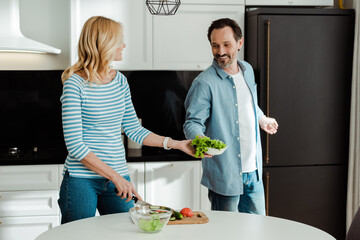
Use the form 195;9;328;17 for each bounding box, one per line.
58;16;196;224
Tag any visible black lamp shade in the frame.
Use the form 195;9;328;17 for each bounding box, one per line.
146;0;181;15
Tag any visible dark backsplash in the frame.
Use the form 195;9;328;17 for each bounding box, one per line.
123;71;200;141
0;70;200;164
0;70;67;163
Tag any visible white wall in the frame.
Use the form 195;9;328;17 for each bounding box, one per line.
0;0;70;70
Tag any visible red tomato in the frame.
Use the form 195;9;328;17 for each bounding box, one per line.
180;207;193;217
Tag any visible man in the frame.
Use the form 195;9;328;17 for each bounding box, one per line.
183;18;278;214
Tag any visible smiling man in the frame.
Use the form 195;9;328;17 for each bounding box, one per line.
183;18;279;214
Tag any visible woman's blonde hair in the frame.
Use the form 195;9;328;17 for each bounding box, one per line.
61;16;123;84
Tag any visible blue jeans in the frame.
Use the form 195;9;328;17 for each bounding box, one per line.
208;170;265;215
58;171;134;224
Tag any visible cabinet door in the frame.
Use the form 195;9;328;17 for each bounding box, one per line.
264;165;347;240
0;165;58;191
245;0;333;6
145;161;201;210
70;0;153;70
153;4;245;70
0;216;59;240
127;162;145;197
200;175;211;210
182;0;244;4
0;191;59;217
58;164;64;189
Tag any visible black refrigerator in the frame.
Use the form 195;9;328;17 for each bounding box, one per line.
245;8;354;240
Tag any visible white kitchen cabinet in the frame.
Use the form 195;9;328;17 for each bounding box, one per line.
144;161;201;210
0;216;59;240
0;161;203;239
0;165;61;240
182;0;244;4
0;165;58;191
200;166;212;211
70;0;153;70
71;0;244;71
127;162;145;197
245;0;333;6
0;191;59;217
153;4;245;70
58;164;64;189
128;161;207;211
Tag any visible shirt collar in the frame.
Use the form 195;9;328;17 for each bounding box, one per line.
211;59;246;80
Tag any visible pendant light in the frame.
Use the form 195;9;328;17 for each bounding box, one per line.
146;0;181;15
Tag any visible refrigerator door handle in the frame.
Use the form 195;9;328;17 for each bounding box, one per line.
265;171;270;216
265;18;271;164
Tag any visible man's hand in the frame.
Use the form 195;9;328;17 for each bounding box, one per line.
259;116;279;134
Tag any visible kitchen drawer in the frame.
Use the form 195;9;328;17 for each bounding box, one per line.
0;215;59;240
0;190;59;217
0;165;58;191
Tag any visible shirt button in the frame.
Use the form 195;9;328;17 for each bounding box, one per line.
236;121;239;124
233;86;236;89
237;137;240;140
235;103;238;107
238;154;241;157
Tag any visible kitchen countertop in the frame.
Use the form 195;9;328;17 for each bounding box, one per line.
35;210;336;240
0;146;198;166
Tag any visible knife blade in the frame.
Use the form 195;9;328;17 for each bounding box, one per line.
114;188;151;206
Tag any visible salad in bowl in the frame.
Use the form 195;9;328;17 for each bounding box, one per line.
191;135;228;158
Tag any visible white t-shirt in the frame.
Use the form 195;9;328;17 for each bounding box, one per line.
231;70;257;173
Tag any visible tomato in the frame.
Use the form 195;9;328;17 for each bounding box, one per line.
180;207;193;217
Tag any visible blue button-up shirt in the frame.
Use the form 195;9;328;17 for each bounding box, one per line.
183;59;264;196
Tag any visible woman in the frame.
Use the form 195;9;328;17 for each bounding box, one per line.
58;16;196;224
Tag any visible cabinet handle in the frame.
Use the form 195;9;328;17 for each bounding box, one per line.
265;172;270;216
265;18;271;164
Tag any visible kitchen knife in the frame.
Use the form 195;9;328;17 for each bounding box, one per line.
114;188;151;206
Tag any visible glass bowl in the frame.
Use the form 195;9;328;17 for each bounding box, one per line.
129;205;173;233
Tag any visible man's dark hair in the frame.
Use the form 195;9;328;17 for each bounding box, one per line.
207;18;242;42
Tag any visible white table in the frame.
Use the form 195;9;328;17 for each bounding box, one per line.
36;211;335;240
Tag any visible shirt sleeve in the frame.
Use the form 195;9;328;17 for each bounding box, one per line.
121;76;151;144
60;79;91;161
183;78;211;140
256;105;264;121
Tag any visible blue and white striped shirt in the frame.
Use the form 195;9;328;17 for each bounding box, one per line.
61;71;151;178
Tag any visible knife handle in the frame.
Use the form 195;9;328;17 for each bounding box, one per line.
114;188;138;203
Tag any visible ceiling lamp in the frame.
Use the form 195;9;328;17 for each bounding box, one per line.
146;0;181;15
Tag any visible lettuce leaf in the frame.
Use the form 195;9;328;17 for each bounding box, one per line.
191;135;227;158
138;217;166;232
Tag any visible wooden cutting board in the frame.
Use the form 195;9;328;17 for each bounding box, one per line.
167;211;209;225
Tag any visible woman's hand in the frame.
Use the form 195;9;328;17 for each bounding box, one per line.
112;174;143;202
177;139;197;156
142;133;212;158
81;151;143;202
171;139;212;158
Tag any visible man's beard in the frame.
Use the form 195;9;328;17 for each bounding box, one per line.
215;54;235;69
